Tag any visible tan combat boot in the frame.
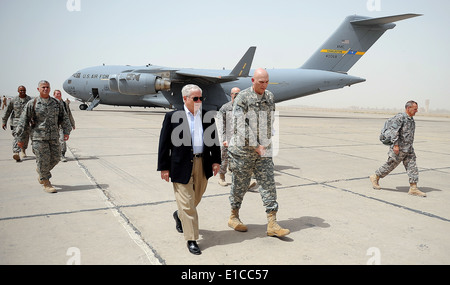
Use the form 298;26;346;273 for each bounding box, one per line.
13;153;21;162
408;183;426;197
218;173;228;186
369;174;381;190
20;149;27;158
228;209;248;232
267;211;290;237
42;180;57;193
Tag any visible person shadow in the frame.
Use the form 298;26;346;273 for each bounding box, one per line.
52;183;109;192
199;216;330;250
381;186;441;195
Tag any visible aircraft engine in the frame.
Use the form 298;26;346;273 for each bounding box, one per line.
109;73;170;95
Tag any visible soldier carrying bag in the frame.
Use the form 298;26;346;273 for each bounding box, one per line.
379;113;406;145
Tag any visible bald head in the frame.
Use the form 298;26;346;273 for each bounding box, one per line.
252;68;269;95
253;68;268;78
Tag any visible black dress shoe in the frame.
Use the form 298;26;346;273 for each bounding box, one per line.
173;211;183;233
187;240;201;255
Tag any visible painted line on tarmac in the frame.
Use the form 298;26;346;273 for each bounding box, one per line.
276;167;450;223
69;146;166;265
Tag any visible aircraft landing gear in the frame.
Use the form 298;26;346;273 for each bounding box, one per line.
79;104;88;110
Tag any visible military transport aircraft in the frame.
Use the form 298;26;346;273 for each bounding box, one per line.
63;13;421;111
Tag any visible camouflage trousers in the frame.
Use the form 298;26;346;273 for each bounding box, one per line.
229;151;278;213
12;127;30;153
219;146;229;175
32;140;61;181
59;128;66;155
375;148;419;183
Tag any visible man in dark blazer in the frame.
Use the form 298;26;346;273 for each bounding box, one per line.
157;84;221;255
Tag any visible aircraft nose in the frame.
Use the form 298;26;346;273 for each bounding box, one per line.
62;78;70;93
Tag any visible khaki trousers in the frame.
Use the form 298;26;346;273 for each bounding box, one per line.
173;157;208;241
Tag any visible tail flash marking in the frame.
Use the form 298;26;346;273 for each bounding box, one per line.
320;49;366;56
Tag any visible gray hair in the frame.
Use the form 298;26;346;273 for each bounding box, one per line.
405;100;418;109
181;84;202;98
38;80;50;87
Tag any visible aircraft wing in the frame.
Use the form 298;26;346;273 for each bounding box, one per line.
229;46;256;77
175;69;235;84
175;46;256;84
350;13;422;26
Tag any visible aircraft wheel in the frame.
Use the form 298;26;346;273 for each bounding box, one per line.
79;104;88;110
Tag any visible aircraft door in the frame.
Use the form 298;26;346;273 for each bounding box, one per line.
91;88;99;99
80;88;103;110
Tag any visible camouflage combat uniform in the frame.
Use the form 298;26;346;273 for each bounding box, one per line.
216;100;233;175
1;95;32;153
58;100;76;158
375;112;419;183
16;97;72;181
228;86;277;213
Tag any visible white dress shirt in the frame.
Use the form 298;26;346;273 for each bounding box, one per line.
184;105;203;154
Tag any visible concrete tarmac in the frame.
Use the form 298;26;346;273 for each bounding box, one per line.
1;104;449;265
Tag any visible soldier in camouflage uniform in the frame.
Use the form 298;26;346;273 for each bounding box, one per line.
370;100;426;197
215;87;239;186
227;68;289;237
53;90;76;162
216;87;258;190
2;86;32;162
16;80;72;193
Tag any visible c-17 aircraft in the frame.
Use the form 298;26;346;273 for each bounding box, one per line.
63;13;421;111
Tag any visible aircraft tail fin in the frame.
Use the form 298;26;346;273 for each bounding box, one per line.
229;46;256;77
300;13;422;73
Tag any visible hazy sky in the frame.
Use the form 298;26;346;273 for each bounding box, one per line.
0;0;448;110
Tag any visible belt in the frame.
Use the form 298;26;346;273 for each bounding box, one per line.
193;153;203;158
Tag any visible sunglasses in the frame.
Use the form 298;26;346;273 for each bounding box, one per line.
191;97;203;102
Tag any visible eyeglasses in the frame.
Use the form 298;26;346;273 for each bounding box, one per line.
231;92;239;95
191;97;203;102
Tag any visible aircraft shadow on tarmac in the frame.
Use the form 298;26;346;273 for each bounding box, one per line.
199;216;330;250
